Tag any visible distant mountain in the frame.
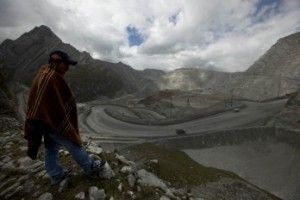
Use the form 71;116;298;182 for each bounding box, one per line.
159;32;300;100
0;25;162;102
1;25;298;102
157;67;230;93
232;32;300;100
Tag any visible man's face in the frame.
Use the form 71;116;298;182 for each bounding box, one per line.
57;62;69;75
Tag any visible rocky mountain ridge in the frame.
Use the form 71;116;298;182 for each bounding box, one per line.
0;25;161;102
158;32;300;100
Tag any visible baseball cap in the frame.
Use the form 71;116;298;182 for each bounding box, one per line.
49;49;78;65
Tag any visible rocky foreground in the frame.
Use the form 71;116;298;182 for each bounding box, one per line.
0;117;281;200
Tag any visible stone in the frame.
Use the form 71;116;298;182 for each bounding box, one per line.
165;188;176;199
149;159;159;164
0;182;21;197
4;185;23;199
0;178;17;190
86;142;103;155
89;186;106;200
58;177;69;193
98;162;115;180
17;175;30;183
75;191;85;199
126;190;136;199
115;153;131;165
19;146;27;152
127;174;136;188
109;196;115;200
2;160;16;169
137;169;167;191
120;166;134;174
4;141;14;149
17;156;34;168
160;196;171;200
22;180;35;194
118;183;123;192
38;192;53;200
37;170;47;178
2;155;12;163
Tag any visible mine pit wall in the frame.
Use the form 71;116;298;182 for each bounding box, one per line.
155;126;300;150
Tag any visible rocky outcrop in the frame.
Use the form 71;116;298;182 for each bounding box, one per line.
276;89;300;130
0;116;281;200
157;32;300;101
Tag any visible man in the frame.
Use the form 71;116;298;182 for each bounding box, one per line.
23;50;105;185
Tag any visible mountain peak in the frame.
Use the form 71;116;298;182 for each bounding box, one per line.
15;25;61;44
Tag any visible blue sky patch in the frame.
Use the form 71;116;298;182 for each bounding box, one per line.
253;0;282;22
126;26;144;46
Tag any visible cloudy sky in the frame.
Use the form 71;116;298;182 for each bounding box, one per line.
0;0;299;72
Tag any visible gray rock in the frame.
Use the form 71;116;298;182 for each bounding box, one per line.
37;170;47;178
58;177;69;193
22;180;35;194
86;141;103;155
160;196;170;200
2;160;16;169
2;155;12;163
17;175;30;183
98;162;115;180
38;192;53;200
75;191;85;199
0;178;17;190
127;174;136;188
115;153;131;165
137;169;167;191
19;146;27;152
17;156;34;168
0;182;21;197
117;183;123;192
4;185;23;199
89;186;106;200
126;190;136;199
120;166;134;174
4;141;14;149
165;188;176;199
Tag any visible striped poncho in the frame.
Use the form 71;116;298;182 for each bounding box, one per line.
24;64;82;150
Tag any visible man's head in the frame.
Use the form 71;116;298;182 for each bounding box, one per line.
48;50;77;75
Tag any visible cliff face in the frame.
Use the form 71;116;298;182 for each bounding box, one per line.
0;25;161;102
232;32;300;100
157;32;300;101
276;89;300;129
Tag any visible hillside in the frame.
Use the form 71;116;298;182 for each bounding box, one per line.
159;32;300;101
0;25;161;102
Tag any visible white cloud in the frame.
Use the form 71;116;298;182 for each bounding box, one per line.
0;0;299;72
